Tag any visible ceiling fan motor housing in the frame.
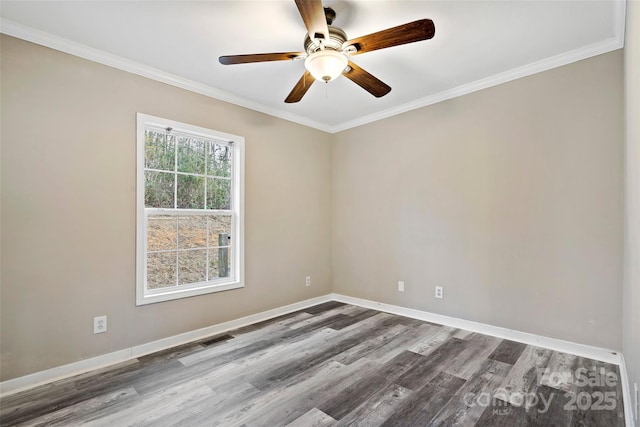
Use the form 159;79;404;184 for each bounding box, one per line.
303;15;349;83
304;25;347;54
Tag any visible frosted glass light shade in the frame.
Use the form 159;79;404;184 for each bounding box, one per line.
304;50;348;82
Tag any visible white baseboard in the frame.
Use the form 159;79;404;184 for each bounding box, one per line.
620;355;637;427
330;293;622;365
332;295;636;423
0;294;332;397
1;290;630;424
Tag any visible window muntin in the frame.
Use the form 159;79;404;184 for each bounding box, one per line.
136;114;244;305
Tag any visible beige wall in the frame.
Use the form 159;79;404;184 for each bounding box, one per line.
0;35;333;381
0;34;626;382
332;50;624;350
623;0;640;411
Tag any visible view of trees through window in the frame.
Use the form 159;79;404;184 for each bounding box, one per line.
144;128;233;290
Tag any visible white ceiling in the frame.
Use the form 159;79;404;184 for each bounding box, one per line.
0;1;625;133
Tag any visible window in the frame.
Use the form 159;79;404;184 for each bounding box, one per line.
136;113;244;305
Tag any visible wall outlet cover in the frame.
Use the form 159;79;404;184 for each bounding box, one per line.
94;315;107;334
398;281;405;292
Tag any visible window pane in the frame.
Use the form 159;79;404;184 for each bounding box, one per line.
208;215;232;245
147;252;177;289
207;178;231;210
145;130;174;171
207;143;232;178
177;174;204;209
147;215;177;251
145;171;175;208
178;215;207;249
209;247;231;279
178;249;206;285
177;137;206;174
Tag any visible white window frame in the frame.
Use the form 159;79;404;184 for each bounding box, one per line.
136;113;244;305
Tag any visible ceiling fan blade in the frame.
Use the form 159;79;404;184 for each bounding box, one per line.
343;19;435;55
285;70;315;103
219;52;305;65
295;0;329;41
342;61;391;98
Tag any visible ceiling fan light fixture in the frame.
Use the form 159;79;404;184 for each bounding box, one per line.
219;2;435;103
304;49;348;82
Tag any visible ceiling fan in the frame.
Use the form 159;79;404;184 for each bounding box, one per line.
219;0;435;103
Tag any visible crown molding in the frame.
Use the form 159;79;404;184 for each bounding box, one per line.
1;0;626;134
329;0;626;133
331;37;623;133
0;18;334;134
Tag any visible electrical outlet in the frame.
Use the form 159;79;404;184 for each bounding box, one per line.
94;315;107;334
435;286;444;299
305;276;311;287
398;281;405;292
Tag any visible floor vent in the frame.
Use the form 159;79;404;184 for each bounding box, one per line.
201;334;234;346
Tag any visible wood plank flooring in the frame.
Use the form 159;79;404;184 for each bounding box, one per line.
0;302;626;426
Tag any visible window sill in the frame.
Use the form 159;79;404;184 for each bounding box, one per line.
136;280;244;306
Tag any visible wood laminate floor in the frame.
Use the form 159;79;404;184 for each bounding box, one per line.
0;302;626;426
